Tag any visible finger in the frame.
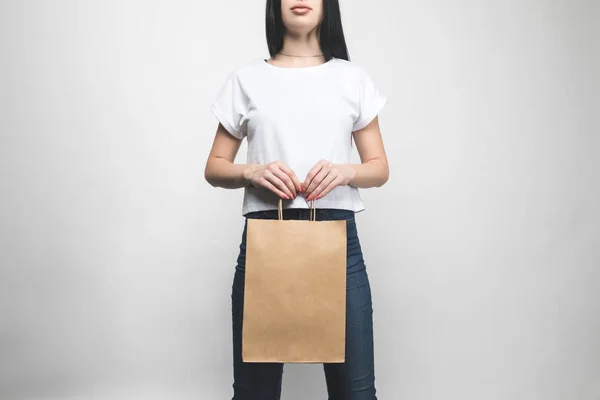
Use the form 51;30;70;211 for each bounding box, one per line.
259;177;289;199
276;162;303;192
264;171;293;198
315;174;344;199
306;168;331;198
303;160;327;191
309;169;337;200
271;167;297;197
268;163;295;197
302;159;326;188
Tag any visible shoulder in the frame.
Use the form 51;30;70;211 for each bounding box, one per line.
328;58;375;86
223;58;266;80
329;58;369;75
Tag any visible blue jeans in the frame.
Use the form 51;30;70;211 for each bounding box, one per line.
231;208;378;400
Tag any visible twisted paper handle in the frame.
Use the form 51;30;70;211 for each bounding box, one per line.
278;198;316;221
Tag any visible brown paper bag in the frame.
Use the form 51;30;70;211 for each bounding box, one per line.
242;199;347;363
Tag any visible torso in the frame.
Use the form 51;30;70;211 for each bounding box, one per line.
219;57;371;216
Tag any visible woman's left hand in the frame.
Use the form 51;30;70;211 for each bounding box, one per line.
302;160;356;201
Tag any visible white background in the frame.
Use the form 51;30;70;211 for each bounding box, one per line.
1;0;599;399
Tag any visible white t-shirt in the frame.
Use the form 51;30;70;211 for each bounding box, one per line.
210;57;387;216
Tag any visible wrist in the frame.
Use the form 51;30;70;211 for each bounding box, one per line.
338;164;357;185
241;164;260;186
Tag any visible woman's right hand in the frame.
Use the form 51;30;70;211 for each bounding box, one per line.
243;161;303;199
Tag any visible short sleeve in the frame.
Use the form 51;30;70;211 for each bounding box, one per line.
352;68;388;132
209;70;249;139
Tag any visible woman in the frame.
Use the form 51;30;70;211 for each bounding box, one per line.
205;0;388;398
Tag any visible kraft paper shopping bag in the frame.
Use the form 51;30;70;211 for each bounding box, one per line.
242;199;347;363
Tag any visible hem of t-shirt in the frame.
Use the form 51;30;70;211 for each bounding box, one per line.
242;203;366;216
210;102;245;140
352;96;388;132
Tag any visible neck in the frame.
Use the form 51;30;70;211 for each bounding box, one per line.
275;30;324;66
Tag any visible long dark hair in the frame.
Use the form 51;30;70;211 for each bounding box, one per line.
265;0;350;61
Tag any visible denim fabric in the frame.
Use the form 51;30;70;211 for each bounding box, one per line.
231;208;377;400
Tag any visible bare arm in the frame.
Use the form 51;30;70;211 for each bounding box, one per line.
303;116;389;199
204;123;255;189
344;115;389;188
204;123;302;198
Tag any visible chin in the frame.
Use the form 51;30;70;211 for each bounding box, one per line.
283;20;320;32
